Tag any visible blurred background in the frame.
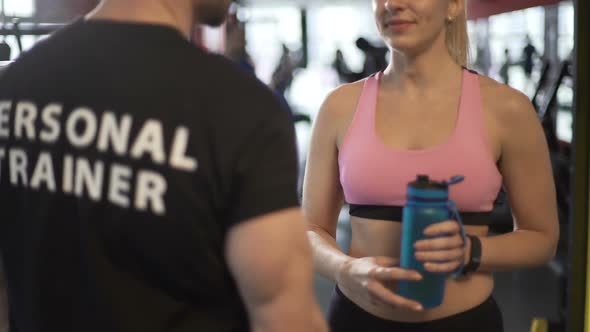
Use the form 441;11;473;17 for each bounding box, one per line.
0;0;586;331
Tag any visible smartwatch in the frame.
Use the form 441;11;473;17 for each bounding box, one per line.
462;235;482;275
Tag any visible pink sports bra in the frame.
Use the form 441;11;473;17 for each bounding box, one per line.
338;69;503;224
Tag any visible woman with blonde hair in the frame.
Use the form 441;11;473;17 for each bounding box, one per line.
303;0;559;331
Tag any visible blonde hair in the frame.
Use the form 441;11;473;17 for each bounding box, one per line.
445;7;470;67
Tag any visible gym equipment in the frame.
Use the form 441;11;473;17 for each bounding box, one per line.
0;40;10;61
526;58;575;332
0;19;64;53
538;60;574;226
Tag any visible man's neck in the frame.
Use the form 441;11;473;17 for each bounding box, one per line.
86;0;192;39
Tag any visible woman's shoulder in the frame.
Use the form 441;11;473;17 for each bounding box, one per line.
322;78;367;112
312;77;371;144
316;77;369;124
478;74;537;121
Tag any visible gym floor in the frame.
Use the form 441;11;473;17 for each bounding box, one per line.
313;207;564;332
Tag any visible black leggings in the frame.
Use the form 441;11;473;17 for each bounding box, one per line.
328;286;504;332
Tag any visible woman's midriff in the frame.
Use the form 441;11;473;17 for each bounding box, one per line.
341;217;494;322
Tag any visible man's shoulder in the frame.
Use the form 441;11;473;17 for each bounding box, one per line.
0;22;86;81
193;52;272;93
191;53;284;116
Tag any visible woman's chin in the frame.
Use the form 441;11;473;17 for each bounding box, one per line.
390;44;418;56
381;37;415;53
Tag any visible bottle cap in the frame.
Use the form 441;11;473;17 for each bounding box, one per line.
409;175;465;190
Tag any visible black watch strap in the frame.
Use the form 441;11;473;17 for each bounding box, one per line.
463;235;482;275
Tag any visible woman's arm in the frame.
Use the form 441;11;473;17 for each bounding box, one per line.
302;85;354;282
303;84;423;311
476;88;559;272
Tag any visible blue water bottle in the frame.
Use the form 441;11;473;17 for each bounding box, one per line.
397;175;467;309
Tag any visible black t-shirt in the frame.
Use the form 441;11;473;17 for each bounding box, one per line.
0;20;299;332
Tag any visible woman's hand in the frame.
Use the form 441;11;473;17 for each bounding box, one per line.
414;220;467;273
336;256;424;311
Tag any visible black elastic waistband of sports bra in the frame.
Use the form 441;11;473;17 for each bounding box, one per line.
348;204;492;226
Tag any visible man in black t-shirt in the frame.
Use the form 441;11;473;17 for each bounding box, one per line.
0;1;327;331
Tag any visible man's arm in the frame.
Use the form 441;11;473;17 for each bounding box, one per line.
225;208;327;332
0;268;9;332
